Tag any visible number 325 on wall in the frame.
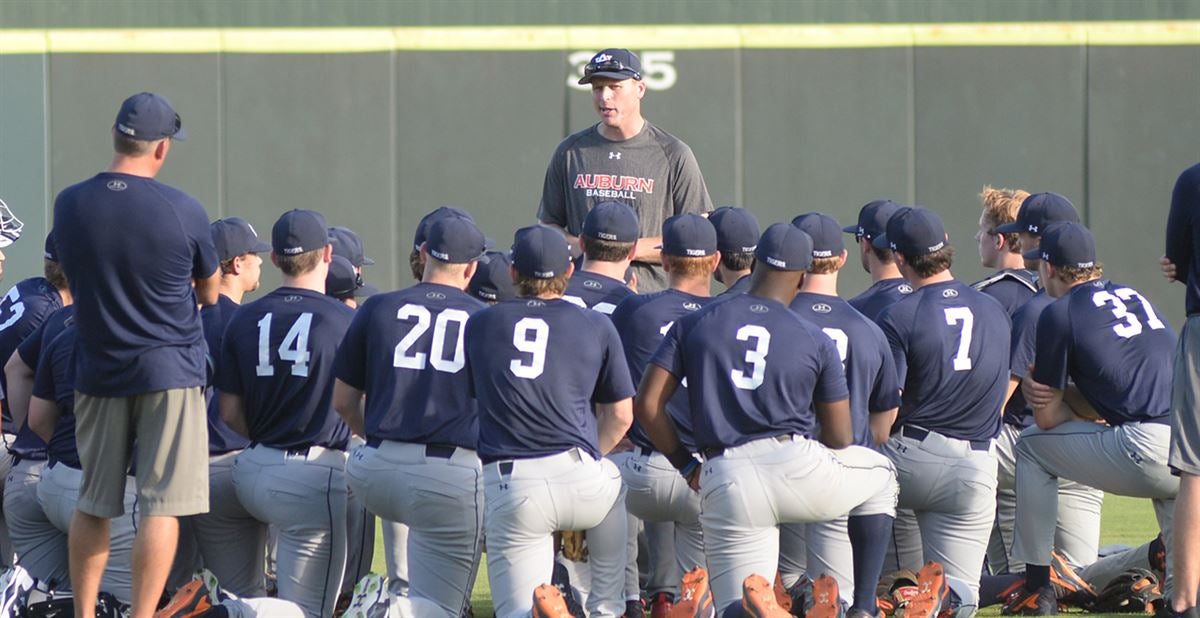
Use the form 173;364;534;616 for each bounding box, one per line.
567;51;678;91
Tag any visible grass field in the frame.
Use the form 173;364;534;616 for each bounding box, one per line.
367;494;1162;617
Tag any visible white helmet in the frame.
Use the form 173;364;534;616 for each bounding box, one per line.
0;199;23;249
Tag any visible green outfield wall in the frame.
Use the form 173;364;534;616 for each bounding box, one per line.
1;9;1197;322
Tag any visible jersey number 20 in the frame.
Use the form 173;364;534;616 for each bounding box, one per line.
393;304;469;373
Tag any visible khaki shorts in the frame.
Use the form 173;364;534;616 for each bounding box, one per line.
75;387;209;518
1171;315;1200;476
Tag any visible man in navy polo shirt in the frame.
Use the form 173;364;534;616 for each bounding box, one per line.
710;206;759;297
217;209;355;618
465;225;634;618
563;201;638;314
1009;222;1179;614
334;217;489;617
52;92;219;618
637;223;898;616
845;200;913;322
783;212;902;609
874;207;1010;600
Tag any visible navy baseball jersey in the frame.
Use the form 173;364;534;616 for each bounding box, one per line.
0;277;64;432
1032;279;1176;425
563;271;634;315
719;274;752;297
334;282;487;449
216;288;355;450
877;281;1010;442
200;294;251;454
650;294;848;451
609;289;712;451
1006;290;1055;428
10;305;77;460
849;278;913;322
53;172;219;396
465;298;635;463
789;292;901;447
972;269;1038;317
1164;162;1200;314
32;324;80;468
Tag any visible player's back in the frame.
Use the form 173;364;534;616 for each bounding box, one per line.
200;294;249;453
563;271;633;315
0;276;63;430
466;297;631;463
335;282;486;449
878;280;1010;441
849;278;913;322
790;292;899;447
34;323;80;468
652;293;847;452
611;289;711;450
217;287;354;450
1038;279;1176;424
972;269;1038;316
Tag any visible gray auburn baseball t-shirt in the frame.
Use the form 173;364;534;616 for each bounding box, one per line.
537;121;714;293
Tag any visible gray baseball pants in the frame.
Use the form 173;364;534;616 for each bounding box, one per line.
616;449;705;578
484;448;627;618
5;459;67;588
779;519;854;603
190;450;268;597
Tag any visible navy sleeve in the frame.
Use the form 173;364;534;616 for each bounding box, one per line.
214;319;244;395
868;327;902;413
1032;301;1072;390
878;310;909;387
185;199;219;279
16;317;48;369
31;336;58;401
591;316;636;404
333;299;372;390
1010;309;1038;379
1165;163;1199;283
813;333;851;403
649;317;686;379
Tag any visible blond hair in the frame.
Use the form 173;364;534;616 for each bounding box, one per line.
980;185;1030;254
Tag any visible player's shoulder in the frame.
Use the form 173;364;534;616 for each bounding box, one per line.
972;268;1039;294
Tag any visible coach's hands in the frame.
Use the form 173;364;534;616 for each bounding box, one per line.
1160;256;1177;282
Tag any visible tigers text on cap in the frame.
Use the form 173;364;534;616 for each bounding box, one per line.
844;199;901;241
709;206;760;253
512;225;572;279
755;223;815;272
272;209;330;256
329;226;375;267
469;251;518;303
660;213;718;257
424;217;489;264
995;192;1079;236
113;92;187;141
873;207;948;257
325;255;379;299
212;217;271;262
414;206;475;250
578;48;643;84
582;201;639;243
1023;221;1096;268
791;212;844;259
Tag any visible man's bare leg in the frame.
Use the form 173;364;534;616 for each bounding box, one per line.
70;510;111;618
1173;473;1200;612
131;515;179;618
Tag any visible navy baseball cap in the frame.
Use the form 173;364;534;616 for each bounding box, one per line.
660;213;718;257
272;209;330;256
873;207;948;257
329;226;375;267
512;225;572;279
709;206;760;253
578;48;643;84
326;255;379;299
582;201;639;243
212;217;271;262
43;230;57;261
756;223;815;272
1024;222;1096;268
114;92;186;141
791;212;845;259
844;199;902;241
424;217;488;264
468;251;518;303
995;192;1079;236
414;206;475;250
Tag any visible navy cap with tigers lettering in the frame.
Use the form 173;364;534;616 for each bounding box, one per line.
1024;221;1096;268
790;212;844;259
582;201;639;243
512;225;572;279
872;207;948;257
755;223;815;272
660;213;718;257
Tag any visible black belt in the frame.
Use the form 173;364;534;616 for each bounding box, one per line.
636;446;656;458
494;448;582;475
702;434;793;460
364;438;460;459
284;445;314;457
900;426;991;452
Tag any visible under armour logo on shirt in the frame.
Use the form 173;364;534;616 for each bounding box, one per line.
609;152;621;160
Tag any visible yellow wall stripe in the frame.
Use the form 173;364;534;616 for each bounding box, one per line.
1;22;1197;55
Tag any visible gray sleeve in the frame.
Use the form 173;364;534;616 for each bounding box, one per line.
537;144;569;228
670;144;714;216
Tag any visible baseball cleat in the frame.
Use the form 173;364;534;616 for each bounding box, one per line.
154;579;213;618
904;562;949;618
1001;585;1057;616
1048;550;1096;608
743;573;793;618
0;566;35;617
650;592;675;618
804;575;845;618
846;609;884;618
627;598;646;617
772;573;793;613
342;573;388;618
533;583;574;618
667;568;714;618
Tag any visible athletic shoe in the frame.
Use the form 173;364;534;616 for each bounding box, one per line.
772;573;793;613
0;566;35;617
847;609;884;618
154;579;213;618
626;599;646;617
341;573;389;618
789;576;813;616
96;591;131;618
743;574;793;618
1149;534;1167;574
905;562;949;618
533;583;574;618
805;575;845;618
551;562;586;618
1000;585;1057;616
650;592;675;618
1048;550;1096;608
667;568;714;618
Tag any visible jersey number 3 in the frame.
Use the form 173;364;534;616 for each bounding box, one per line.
732;325;770;390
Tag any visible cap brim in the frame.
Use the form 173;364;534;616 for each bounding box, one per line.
1022;248;1043;261
994;222;1022;234
251;240;271;253
360;256;376;266
354;283;380;298
172;126;188;141
871;233;890;250
577;71;636;85
841;225;858;234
